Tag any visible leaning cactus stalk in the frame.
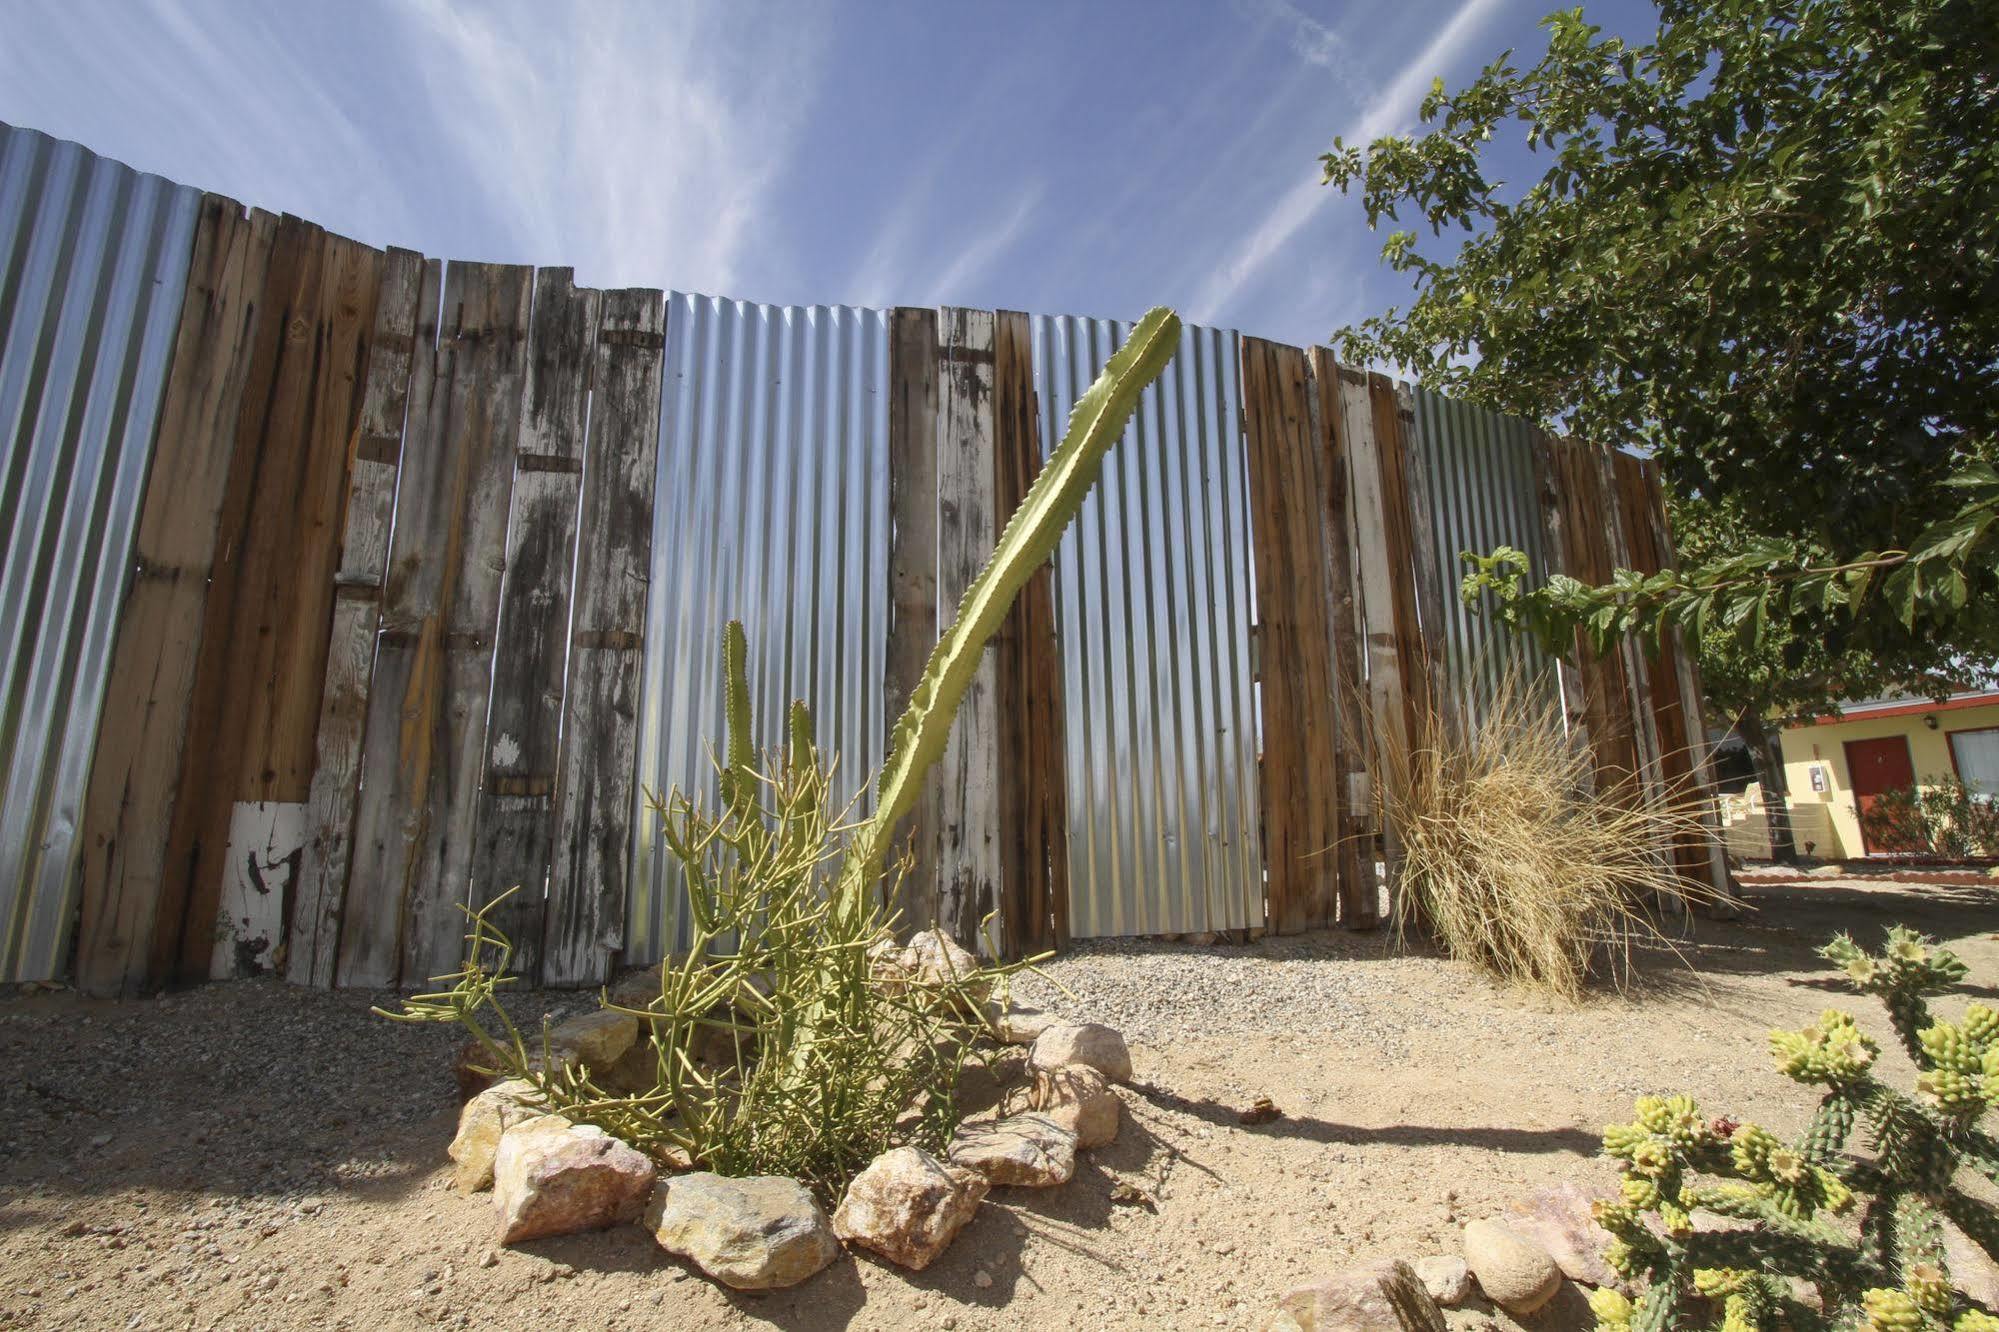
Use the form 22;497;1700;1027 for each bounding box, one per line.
383;308;1183;1198
1593;926;1999;1332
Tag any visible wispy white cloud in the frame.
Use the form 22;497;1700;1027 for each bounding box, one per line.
1233;0;1368;98
0;0;403;237
1185;0;1507;327
841;64;1035;310
921;182;1047;307
393;0;826;296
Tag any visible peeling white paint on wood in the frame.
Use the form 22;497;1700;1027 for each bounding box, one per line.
212;800;305;979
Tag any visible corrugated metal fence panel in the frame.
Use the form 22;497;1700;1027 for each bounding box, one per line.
1409;384;1561;730
1032;316;1262;938
0;123;199;981
628;294;890;961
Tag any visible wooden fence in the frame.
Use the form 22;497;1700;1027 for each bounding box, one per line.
0;130;1727;994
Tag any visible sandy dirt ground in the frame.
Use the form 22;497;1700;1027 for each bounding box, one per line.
1;869;1994;1332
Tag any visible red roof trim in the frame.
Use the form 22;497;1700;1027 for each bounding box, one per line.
1807;692;1999;726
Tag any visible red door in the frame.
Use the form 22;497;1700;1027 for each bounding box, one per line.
1844;736;1917;855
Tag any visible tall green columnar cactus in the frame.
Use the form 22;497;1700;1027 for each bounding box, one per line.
1589;927;1999;1332
834;305;1182;917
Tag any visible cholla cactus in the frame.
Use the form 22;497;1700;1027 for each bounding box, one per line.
1593;928;1999;1332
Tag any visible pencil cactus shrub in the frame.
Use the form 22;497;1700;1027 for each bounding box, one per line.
1588;927;1999;1332
385;308;1185;1198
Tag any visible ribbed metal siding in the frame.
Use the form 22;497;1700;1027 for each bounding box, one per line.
628;294;889;961
1033;316;1262;938
0;123;199;980
1409;384;1561;728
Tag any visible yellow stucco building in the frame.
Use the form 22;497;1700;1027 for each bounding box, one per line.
1770;690;1999;859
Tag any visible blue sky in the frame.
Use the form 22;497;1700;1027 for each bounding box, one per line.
0;0;1656;349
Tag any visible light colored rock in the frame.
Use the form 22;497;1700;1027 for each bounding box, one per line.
832;1147;988;1270
1505;1182;1619;1287
448;1079;548;1192
988;1002;1057;1045
644;1173;838;1290
948;1113;1077;1187
1412;1255;1473;1307
492;1116;655;1244
1463;1218;1562;1316
607;962;665;1010
601;1037;660;1094
545;1009;639;1070
904;929;990;999
1028;1022;1133;1084
1279;1259;1447;1332
1028;1064;1120;1148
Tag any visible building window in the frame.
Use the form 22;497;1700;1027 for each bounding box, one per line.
1949;727;1999;799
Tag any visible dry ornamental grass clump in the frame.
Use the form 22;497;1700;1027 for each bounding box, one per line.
1372;676;1710;1001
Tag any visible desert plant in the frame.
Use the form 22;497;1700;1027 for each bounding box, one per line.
1589;926;1999;1332
392;623;1016;1198
1367;674;1709;1000
385;306;1184;1195
1861;779;1999;860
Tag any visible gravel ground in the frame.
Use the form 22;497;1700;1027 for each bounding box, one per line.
0;870;1993;1331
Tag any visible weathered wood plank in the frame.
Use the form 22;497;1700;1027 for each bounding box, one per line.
402;262;533;985
544;288;665;987
990;309;1068;957
1395;381;1456;741
470;270;602;978
883;307;940;936
337;261;532;989
1306;348;1375;929
1636;457;1734;902
1240;337;1340;934
73;196;277;997
286;248;429;987
154;218;387;982
1338;367;1411;784
1336;366;1416;918
1556;437;1643;789
1614;452;1728;900
931;307;1001;951
212;230;386;979
1367;373;1434;751
1595;445;1668;814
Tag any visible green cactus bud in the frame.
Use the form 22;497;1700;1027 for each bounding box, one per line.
1964;1002;1999;1052
1731;1123;1782;1176
1956;1311;1999;1332
1771;1011;1879;1085
1634;1095;1674;1132
1721;1292;1761;1332
1921;1021;1982;1074
1907;1264;1952;1317
1815;1166;1854;1215
1863;1288;1925;1332
1593;1199;1644;1237
1658;1199;1694;1237
1589;1287;1634;1332
1915;1067;1985;1116
1604;1238;1640;1277
1630;1139;1674;1178
1621;1176;1660;1208
1767;1146;1807;1185
1695;1268;1751;1297
1604;1122;1650;1158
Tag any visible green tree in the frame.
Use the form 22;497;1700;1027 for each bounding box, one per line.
1322;0;1999;800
